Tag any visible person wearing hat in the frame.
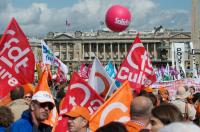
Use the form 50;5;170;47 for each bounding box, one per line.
64;106;91;132
10;91;55;132
171;86;196;121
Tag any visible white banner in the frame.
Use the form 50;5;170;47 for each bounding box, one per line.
151;78;200;99
42;40;54;65
41;40;68;74
189;42;198;78
174;43;186;79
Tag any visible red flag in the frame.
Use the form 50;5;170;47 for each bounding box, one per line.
116;35;156;93
79;63;91;79
0;18;35;99
56;68;67;83
54;72;104;132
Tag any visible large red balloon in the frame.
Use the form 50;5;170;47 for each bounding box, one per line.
105;5;131;32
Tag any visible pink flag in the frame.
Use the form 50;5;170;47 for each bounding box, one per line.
116;35;156;93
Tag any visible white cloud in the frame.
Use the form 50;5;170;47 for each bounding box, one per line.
0;0;191;37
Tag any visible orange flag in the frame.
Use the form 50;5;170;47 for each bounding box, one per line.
35;70;51;93
35;70;58;127
89;81;133;131
36;61;46;80
23;83;35;94
0;93;11;106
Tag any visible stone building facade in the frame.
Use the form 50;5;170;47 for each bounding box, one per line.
28;30;199;74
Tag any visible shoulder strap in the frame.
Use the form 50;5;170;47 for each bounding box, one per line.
185;103;189;120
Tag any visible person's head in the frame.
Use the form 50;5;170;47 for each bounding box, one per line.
0;106;14;128
142;93;158;107
189;86;195;95
176;86;188;99
64;106;90;132
30;91;55;122
150;103;183;132
130;96;153;125
158;87;169;103
95;121;128;132
24;92;33;103
10;86;24;100
159;122;200;132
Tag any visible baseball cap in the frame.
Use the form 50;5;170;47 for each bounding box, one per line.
32;91;55;105
64;106;90;121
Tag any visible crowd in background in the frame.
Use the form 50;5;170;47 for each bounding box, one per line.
0;80;200;132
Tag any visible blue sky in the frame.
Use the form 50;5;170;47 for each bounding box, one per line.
0;0;199;37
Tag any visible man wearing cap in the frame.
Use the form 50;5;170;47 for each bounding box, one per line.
10;91;55;132
64;106;90;132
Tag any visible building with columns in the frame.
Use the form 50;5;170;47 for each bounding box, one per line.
36;29;199;74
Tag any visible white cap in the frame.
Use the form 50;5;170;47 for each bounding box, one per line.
32;91;55;105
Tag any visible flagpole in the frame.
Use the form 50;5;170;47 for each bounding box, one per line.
104;81;115;100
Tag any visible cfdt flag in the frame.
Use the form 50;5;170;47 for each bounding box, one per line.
116;35;156;93
0;18;35;98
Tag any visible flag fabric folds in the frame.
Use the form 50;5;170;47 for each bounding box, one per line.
55;72;104;132
115;35;156;93
41;40;68;75
79;63;91;79
89;81;133;131
88;57;118;98
105;59;117;79
0;18;35;99
163;63;171;81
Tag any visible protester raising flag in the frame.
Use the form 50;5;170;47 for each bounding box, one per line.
0;18;35;99
116;34;156;93
89;81;133;131
88;57;118;98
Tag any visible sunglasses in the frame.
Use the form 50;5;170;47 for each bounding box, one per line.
38;102;54;110
24;96;31;99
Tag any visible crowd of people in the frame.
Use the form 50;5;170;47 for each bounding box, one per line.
0;81;200;132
